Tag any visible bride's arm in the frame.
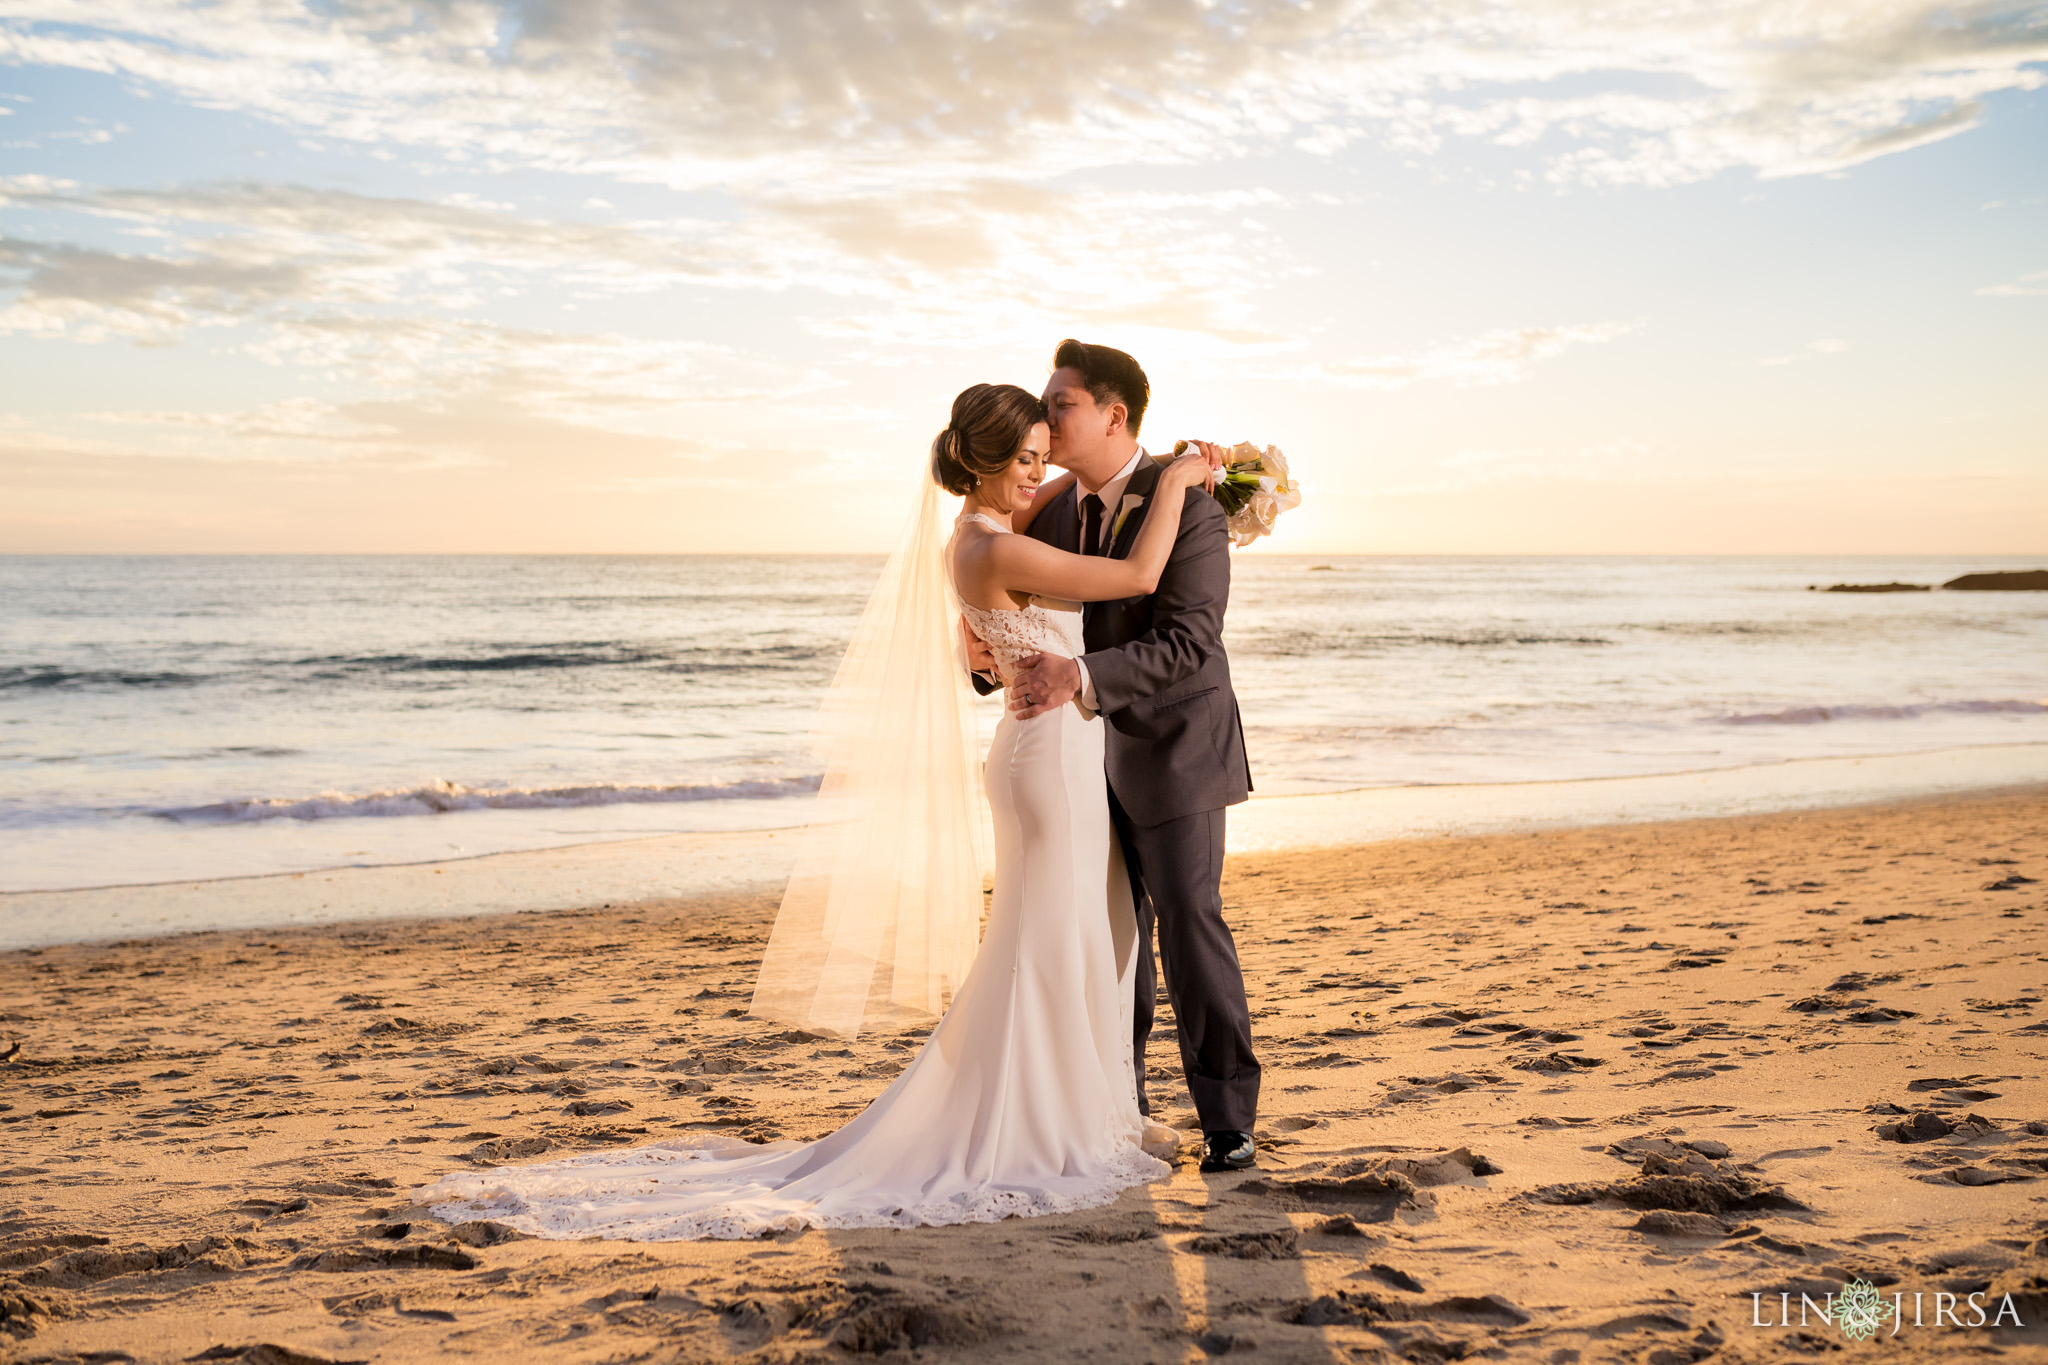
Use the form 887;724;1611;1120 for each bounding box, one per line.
1009;468;1075;537
985;452;1210;603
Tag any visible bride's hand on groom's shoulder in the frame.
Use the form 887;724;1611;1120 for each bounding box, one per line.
1173;440;1226;492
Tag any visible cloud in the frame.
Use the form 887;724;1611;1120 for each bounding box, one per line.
1977;267;2048;296
0;178;740;303
0;212;734;465
1291;321;1640;390
4;2;2043;191
0;171;1300;378
1;5;2037;421
0;2;1330;186
2;4;2035;501
66;376;738;481
0;163;1318;492
0;232;316;341
1759;337;1851;365
0;177;860;469
1371;440;1654;496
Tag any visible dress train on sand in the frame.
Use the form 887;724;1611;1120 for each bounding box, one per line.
416;568;1166;1239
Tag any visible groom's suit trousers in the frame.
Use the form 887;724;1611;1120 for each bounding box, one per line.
1111;788;1261;1134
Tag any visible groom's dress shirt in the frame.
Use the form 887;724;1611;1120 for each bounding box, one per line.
1074;447;1147;714
1081;447;1148;552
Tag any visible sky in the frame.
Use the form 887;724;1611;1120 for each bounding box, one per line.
1;1;2044;555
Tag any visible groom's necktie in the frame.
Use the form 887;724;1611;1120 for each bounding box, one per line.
1080;493;1104;556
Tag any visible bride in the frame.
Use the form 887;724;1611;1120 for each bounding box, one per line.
416;383;1216;1239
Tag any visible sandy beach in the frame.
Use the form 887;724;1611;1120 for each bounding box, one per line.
3;785;2044;1363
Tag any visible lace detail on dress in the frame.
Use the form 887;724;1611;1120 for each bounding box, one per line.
960;602;1083;675
419;1139;1168;1242
953;515;1086;674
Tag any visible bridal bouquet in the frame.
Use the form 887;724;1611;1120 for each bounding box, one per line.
1176;440;1301;547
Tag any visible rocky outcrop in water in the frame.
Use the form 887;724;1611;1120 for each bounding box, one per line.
1943;570;2048;590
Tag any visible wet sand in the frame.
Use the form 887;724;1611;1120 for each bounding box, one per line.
2;787;2045;1363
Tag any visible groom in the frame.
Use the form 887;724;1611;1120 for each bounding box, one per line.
972;338;1261;1174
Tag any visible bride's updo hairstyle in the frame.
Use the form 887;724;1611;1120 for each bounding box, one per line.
931;383;1047;497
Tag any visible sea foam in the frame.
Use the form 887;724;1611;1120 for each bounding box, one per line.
1714;699;2048;726
157;776;822;824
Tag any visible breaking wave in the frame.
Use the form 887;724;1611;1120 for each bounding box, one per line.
1;642;832;692
1713;699;2048;726
156;776;822;824
1;666;207;691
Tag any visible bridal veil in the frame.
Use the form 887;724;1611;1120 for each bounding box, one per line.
748;477;991;1039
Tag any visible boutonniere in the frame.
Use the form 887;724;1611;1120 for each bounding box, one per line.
1110;493;1145;540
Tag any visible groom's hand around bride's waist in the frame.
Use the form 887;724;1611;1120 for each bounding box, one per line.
1009;653;1080;720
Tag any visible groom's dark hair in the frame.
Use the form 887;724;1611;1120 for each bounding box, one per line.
1052;339;1149;436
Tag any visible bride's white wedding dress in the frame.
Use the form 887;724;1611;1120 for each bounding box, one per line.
416;516;1167;1239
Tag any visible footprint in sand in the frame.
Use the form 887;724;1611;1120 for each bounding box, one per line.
1230;1148;1503;1227
1407;1010;1486;1028
1916;1165;2034;1186
1184;1228;1299;1259
1504;1027;1582;1044
1268;1115;1325;1133
1363;1262;1425;1291
1381;1072;1506;1102
1631;1209;1737;1239
1512;1051;1605;1074
1605;1135;1732;1163
1844;1006;1919;1023
1532;1142;1806;1215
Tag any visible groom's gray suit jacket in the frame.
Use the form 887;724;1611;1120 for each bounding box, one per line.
1025;455;1252;826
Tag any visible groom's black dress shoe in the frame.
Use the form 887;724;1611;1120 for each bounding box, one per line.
1199;1130;1256;1173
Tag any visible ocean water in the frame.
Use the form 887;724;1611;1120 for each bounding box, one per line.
1;554;2042;893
